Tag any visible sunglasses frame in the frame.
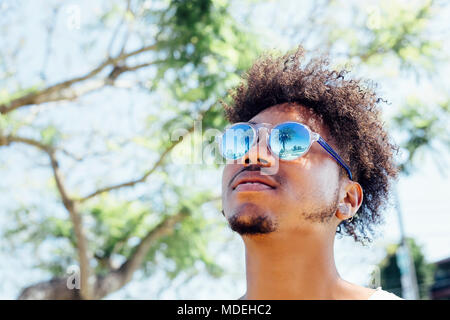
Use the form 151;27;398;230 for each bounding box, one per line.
218;121;353;180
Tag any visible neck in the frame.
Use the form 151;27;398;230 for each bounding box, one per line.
242;228;343;300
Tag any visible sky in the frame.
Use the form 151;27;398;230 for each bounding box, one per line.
0;0;449;299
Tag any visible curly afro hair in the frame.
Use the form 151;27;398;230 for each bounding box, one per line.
221;45;399;244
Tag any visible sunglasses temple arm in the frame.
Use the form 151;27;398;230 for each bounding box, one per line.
316;136;353;180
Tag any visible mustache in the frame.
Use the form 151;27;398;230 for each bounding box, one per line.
228;164;279;188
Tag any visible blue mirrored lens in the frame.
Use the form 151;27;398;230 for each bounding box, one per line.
221;124;255;160
269;122;311;160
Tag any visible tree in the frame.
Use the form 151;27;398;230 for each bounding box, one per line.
277;127;296;154
278;0;449;170
0;0;259;299
378;237;436;299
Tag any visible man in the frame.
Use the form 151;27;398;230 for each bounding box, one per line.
218;46;402;300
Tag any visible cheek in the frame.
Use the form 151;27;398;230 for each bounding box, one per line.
221;165;237;211
283;159;340;208
221;165;234;193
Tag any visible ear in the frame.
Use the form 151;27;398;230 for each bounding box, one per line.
335;181;363;221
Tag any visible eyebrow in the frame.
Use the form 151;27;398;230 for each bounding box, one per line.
248;120;258;124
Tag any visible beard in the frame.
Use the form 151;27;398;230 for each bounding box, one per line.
226;203;277;235
225;190;339;235
228;212;277;235
301;189;340;223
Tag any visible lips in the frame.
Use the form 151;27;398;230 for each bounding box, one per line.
234;182;274;192
231;172;277;192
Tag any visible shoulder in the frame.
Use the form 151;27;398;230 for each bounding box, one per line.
368;287;403;300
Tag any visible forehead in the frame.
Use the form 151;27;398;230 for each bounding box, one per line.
249;103;327;135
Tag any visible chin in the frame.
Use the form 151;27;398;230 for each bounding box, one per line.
226;203;277;235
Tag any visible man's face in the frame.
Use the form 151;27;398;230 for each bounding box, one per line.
221;103;343;236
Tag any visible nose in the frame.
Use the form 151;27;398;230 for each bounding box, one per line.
241;128;276;167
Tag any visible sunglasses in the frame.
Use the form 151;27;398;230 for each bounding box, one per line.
218;121;352;180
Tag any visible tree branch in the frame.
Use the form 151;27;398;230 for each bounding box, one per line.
3;103;217;299
77;137;183;202
40;6;60;81
107;0;132;58
0;134;92;299
118;0;134;57
93;211;188;299
4;62;156;111
76;103;213;202
0;43;158;114
0;135;51;152
48;151;92;299
17;207;190;300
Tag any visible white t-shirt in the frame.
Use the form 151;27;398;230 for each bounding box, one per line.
368;287;403;300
